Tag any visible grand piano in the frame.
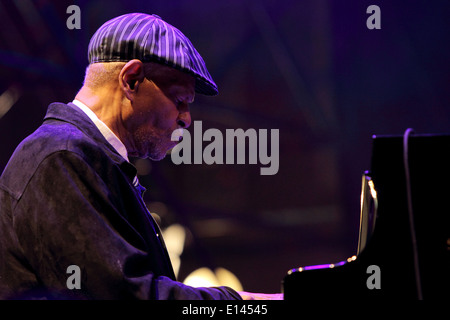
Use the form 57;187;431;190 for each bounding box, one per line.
283;131;450;299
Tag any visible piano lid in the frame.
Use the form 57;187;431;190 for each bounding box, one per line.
283;132;450;299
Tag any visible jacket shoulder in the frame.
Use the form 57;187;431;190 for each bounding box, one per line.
0;121;110;200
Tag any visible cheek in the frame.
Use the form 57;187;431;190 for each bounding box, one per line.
133;84;179;132
132;102;167;131
152;104;180;132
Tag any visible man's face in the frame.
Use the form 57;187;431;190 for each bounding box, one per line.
125;64;195;160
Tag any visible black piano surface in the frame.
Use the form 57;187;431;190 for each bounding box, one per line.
283;132;450;299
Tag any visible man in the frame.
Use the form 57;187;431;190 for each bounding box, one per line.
0;13;281;300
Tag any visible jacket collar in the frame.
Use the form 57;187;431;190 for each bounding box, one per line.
43;102;137;179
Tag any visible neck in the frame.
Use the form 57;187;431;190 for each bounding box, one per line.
74;85;136;154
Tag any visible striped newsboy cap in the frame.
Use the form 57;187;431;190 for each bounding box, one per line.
88;13;218;96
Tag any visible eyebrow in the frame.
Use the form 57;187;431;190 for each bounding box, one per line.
187;93;195;104
172;81;195;104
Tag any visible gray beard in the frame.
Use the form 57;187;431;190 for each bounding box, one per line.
134;128;169;161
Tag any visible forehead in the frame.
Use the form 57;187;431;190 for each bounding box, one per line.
145;62;195;97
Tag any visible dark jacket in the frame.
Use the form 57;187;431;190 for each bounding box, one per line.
0;102;241;300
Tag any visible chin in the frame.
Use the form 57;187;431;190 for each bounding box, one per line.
138;139;174;161
148;154;166;161
147;148;171;161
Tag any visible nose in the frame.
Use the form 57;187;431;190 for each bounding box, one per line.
177;110;191;129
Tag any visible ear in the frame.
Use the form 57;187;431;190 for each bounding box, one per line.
119;59;145;101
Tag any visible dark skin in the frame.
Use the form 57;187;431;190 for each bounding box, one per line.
75;59;283;300
76;59;194;160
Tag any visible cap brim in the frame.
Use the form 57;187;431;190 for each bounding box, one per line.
195;77;219;96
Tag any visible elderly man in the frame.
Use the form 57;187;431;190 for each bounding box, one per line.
0;13;281;300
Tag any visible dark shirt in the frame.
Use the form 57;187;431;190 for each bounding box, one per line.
0;102;241;300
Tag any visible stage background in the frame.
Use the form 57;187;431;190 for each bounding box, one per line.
1;0;449;294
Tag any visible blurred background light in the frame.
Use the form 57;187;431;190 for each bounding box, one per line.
162;223;186;278
0;85;21;120
183;267;243;292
